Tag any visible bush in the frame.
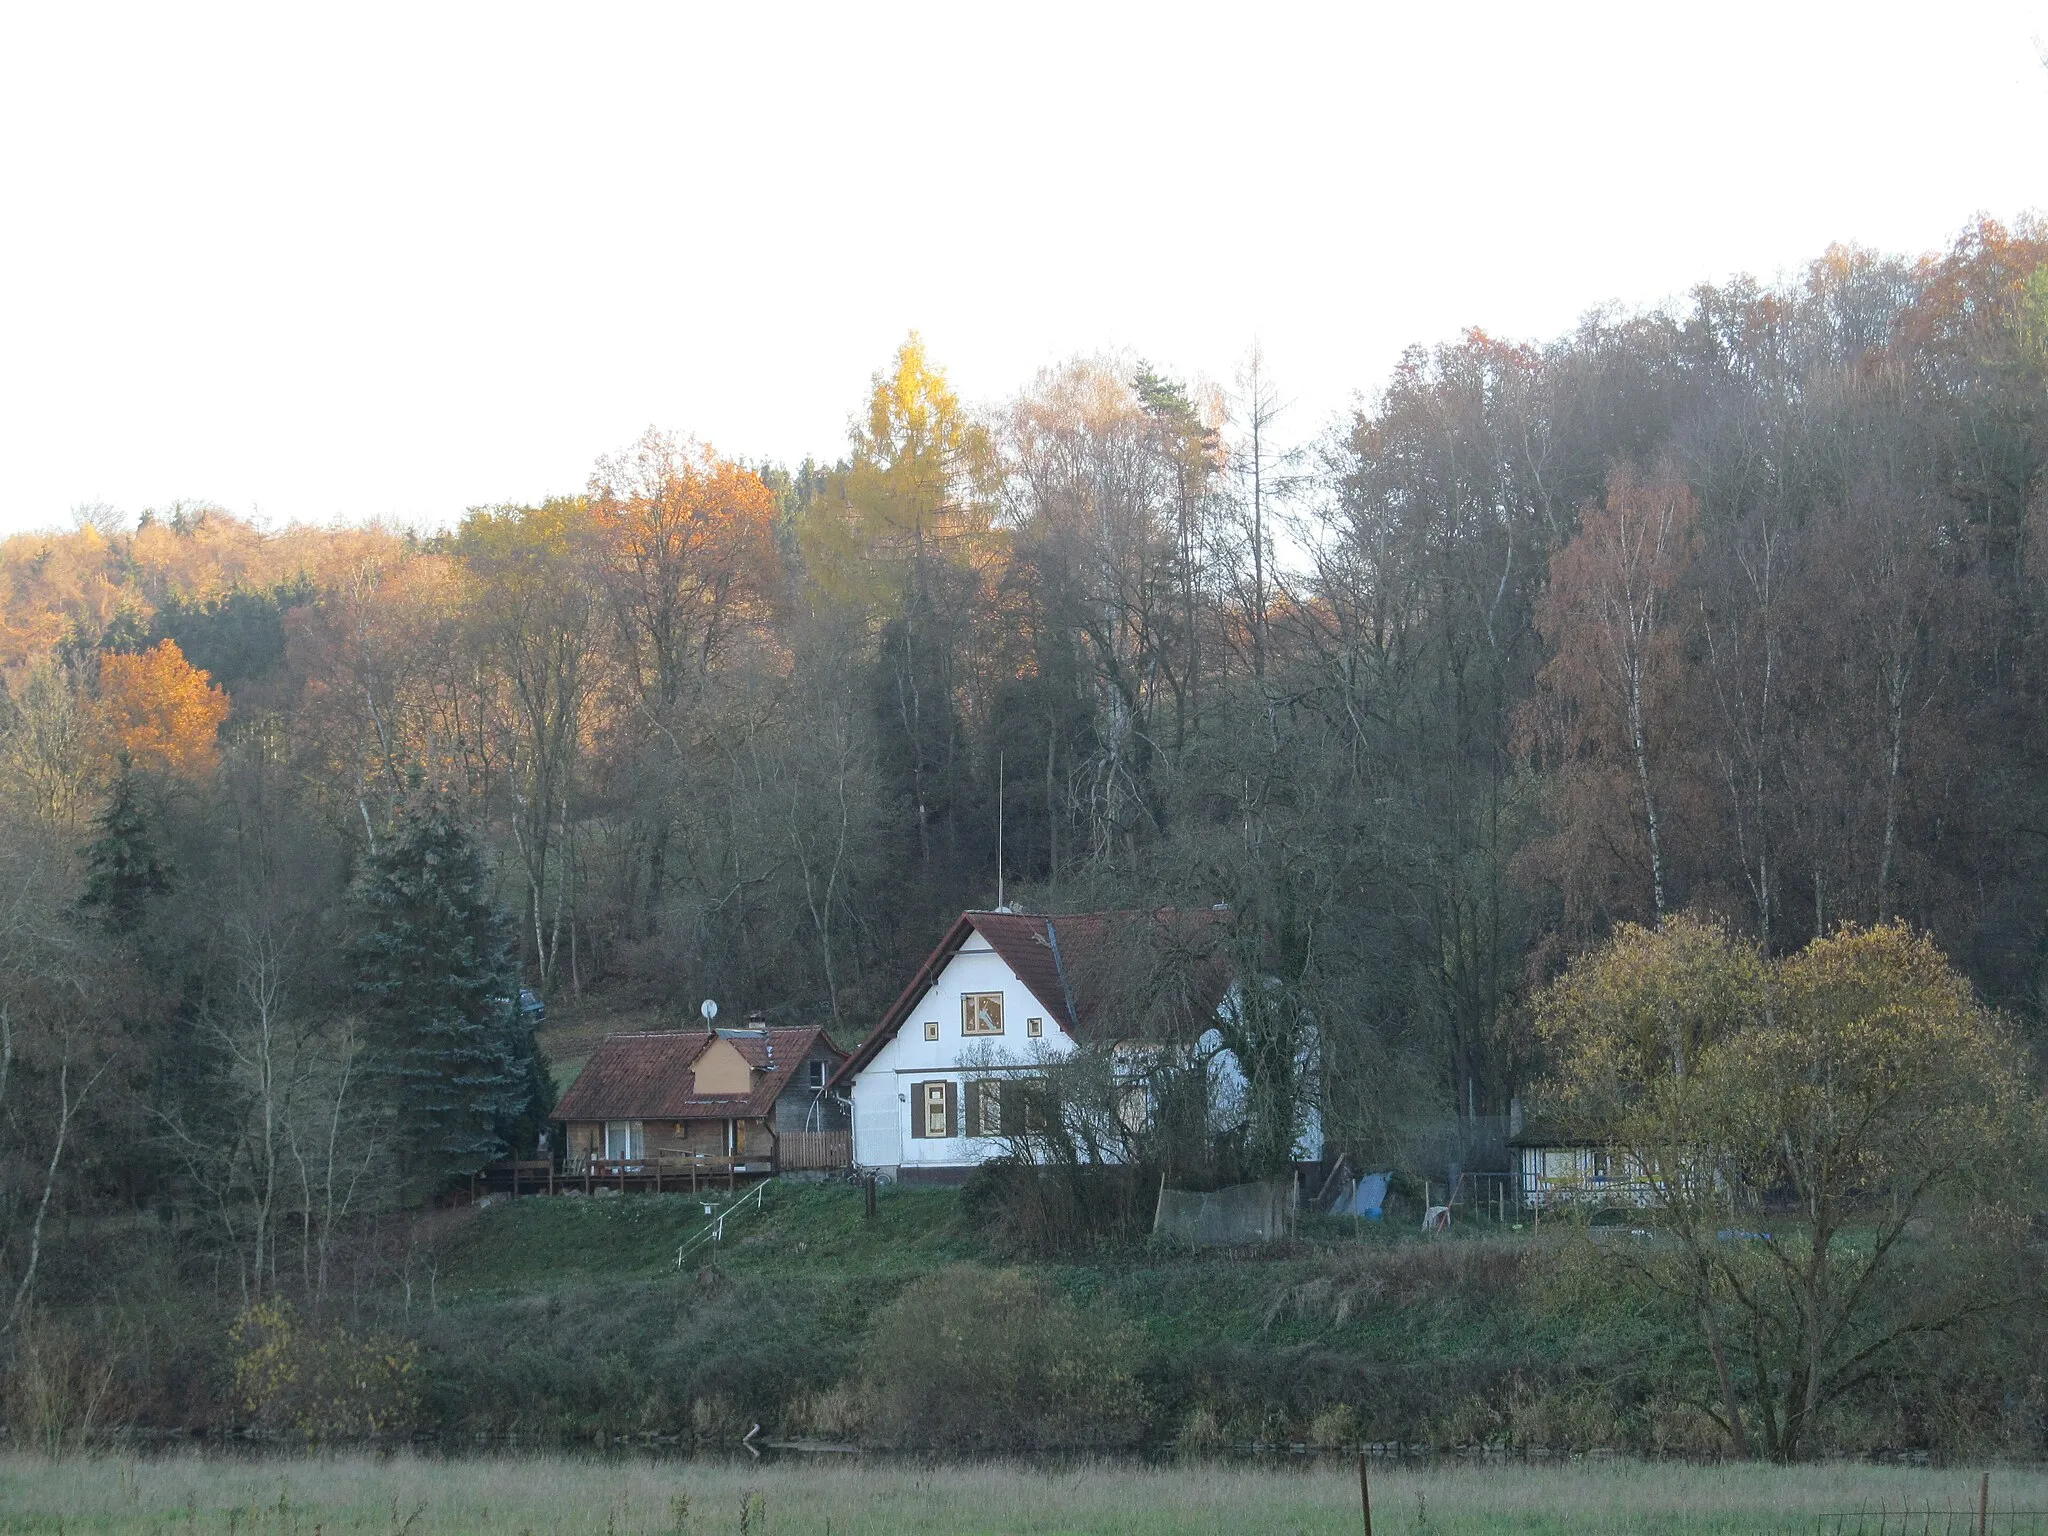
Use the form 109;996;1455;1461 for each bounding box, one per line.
857;1264;1150;1450
230;1301;420;1439
3;1311;119;1454
961;1161;1158;1257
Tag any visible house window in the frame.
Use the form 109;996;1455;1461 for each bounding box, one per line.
1027;1015;1043;1038
922;1081;950;1138
923;1019;940;1042
603;1121;643;1161
807;1059;829;1091
1118;1085;1150;1134
962;992;1004;1036
1003;1078;1051;1135
967;1079;1003;1137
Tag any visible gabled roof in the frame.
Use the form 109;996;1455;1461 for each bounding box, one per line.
829;908;1232;1090
553;1024;843;1123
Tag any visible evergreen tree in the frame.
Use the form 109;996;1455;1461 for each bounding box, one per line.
79;766;173;930
348;796;542;1197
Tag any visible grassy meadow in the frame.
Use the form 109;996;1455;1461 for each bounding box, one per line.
3;1452;2045;1536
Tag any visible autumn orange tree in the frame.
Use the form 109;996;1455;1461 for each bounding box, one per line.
1537;918;2042;1460
95;638;231;778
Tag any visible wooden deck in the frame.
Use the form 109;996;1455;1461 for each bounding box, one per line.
470;1154;775;1199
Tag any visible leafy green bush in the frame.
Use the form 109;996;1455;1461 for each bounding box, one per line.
857;1263;1150;1450
231;1301;420;1439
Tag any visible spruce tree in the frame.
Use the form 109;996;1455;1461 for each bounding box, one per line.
79;766;173;931
349;796;541;1197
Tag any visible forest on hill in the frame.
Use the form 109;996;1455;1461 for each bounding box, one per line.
0;216;2044;1342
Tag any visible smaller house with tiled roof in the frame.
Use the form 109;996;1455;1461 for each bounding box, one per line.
833;907;1304;1183
552;1023;847;1174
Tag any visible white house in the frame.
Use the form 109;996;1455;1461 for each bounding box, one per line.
831;908;1321;1182
1510;1117;1658;1209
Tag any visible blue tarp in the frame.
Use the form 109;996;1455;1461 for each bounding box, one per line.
1333;1171;1391;1219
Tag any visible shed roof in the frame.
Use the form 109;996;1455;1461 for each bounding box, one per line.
829;908;1232;1090
553;1024;842;1123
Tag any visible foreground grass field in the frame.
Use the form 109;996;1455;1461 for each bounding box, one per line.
3;1454;2045;1536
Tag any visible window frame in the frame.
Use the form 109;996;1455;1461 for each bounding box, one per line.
603;1120;644;1162
1001;1077;1052;1136
923;1019;939;1042
1026;1015;1043;1038
917;1080;954;1139
961;992;1005;1037
966;1078;1003;1137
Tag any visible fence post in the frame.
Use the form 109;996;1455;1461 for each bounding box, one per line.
1357;1448;1373;1536
1979;1470;1989;1536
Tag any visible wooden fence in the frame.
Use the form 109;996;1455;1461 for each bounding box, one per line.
778;1130;851;1170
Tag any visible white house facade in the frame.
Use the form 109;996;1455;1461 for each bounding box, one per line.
834;907;1324;1182
841;913;1083;1181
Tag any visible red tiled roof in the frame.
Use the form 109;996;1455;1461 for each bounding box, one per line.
553;1025;842;1123
829;908;1232;1090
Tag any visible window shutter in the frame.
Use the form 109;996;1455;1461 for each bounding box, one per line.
943;1080;958;1139
964;1080;981;1138
909;1083;926;1139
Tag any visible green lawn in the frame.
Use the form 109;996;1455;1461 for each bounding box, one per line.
434;1182;978;1295
2;1452;2039;1535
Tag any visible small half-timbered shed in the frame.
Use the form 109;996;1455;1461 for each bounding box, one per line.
552;1023;848;1174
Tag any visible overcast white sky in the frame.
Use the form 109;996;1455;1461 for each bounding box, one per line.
0;2;2042;535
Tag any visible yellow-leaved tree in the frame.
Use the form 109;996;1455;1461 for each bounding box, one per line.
1536;918;2042;1461
800;332;1001;615
798;334;1003;873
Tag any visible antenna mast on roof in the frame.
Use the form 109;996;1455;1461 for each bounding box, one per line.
997;750;1005;912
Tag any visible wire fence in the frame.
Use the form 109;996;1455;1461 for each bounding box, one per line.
1815;1506;2047;1534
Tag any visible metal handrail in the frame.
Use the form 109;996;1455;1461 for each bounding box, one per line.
674;1179;769;1270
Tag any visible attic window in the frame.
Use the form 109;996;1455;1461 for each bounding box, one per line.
923;1020;939;1042
806;1059;828;1091
1027;1016;1043;1038
962;992;1004;1036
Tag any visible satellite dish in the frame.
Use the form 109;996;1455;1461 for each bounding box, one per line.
700;998;719;1023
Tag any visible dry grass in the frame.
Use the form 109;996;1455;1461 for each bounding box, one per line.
2;1451;2045;1535
1264;1237;1530;1330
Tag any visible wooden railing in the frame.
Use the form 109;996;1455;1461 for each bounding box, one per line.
473;1152;772;1199
570;1153;762;1192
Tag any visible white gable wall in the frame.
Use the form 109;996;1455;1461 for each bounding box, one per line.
849;936;1072;1172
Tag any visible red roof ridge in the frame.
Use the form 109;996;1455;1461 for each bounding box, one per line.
828;907;1229;1091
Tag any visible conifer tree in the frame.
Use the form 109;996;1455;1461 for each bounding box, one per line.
348;795;544;1197
78;766;173;931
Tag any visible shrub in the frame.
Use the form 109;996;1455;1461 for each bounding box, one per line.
3;1311;119;1453
857;1264;1150;1450
1177;1404;1226;1453
961;1161;1157;1257
1307;1402;1361;1447
230;1301;420;1439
